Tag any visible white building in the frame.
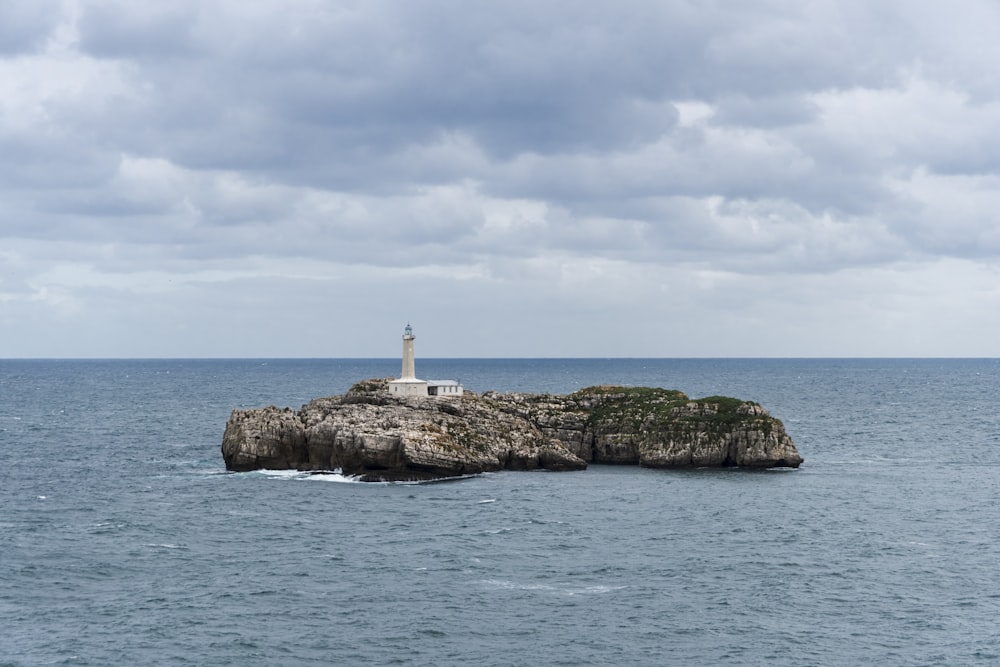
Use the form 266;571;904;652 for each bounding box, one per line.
387;324;464;398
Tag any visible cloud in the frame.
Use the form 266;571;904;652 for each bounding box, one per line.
2;0;1000;356
0;0;63;54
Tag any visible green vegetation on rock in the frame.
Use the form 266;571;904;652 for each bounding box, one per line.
576;386;763;432
348;378;391;394
576;386;685;427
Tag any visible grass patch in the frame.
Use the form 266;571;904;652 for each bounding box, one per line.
577;386;763;432
577;386;689;429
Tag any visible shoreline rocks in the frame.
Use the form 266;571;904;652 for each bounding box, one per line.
222;379;803;481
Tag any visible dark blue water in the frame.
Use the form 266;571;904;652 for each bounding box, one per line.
2;359;999;665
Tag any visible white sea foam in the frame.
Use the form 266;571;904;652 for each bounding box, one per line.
256;469;309;479
305;471;365;484
253;468;366;483
479;579;626;596
244;469;483;484
480;578;556;592
567;584;628;596
477;498;497;504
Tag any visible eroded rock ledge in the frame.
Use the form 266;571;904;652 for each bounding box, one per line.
222;378;803;481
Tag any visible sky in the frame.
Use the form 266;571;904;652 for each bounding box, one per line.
2;0;1000;358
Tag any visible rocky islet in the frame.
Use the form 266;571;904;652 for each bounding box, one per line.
222;378;803;481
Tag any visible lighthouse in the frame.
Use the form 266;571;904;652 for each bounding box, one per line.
387;323;429;397
401;323;417;380
387;324;463;398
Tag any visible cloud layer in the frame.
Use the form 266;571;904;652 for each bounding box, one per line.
2;0;999;356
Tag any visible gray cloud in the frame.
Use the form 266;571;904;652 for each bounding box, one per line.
2;0;1000;356
0;0;62;54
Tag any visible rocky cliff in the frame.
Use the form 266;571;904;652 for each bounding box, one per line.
222;379;803;481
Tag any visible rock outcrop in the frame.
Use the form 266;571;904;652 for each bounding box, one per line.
222;379;803;481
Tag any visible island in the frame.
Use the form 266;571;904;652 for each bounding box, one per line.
221;377;803;482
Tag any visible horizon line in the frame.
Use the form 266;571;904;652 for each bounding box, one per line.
2;356;999;361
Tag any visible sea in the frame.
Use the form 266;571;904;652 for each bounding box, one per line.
2;358;999;666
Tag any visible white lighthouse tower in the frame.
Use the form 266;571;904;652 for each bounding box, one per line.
387;324;463;398
388;324;429;397
401;323;417;380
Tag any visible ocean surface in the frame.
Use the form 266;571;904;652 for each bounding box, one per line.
2;358;999;666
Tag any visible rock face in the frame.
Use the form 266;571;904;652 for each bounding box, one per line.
222;379;803;481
